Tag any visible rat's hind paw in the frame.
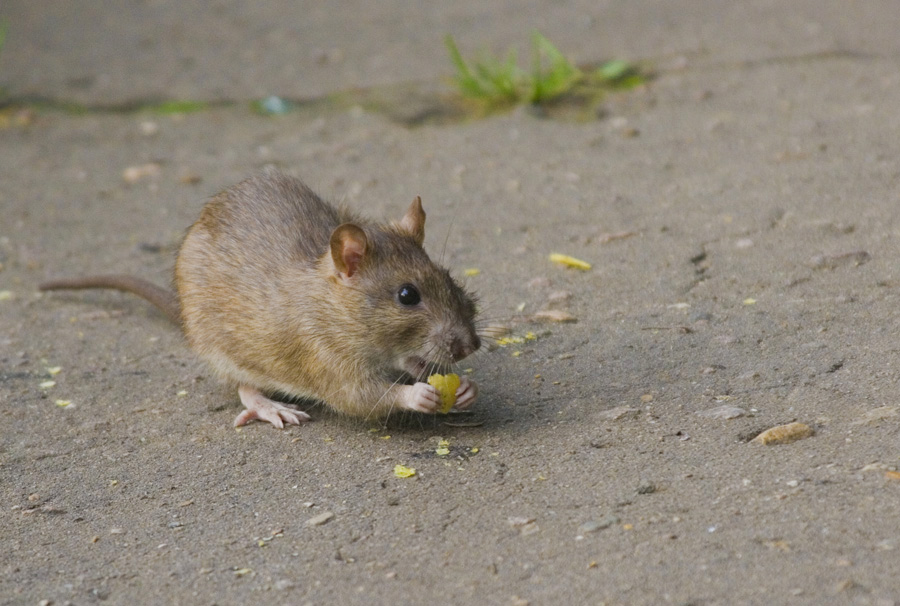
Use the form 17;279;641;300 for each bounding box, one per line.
235;385;312;428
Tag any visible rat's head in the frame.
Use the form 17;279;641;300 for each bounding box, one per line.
328;197;480;379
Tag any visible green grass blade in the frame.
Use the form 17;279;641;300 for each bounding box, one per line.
0;19;8;59
529;31;581;103
446;35;491;98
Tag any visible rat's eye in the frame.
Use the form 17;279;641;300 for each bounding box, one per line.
397;284;421;307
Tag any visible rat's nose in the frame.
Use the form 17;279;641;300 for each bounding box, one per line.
450;333;480;361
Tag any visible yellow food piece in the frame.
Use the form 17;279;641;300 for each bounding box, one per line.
428;373;461;413
463;268;481;277
549;253;592;271
496;332;538;347
393;465;416;478
752;422;814;445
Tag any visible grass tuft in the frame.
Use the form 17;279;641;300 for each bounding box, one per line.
446;32;646;115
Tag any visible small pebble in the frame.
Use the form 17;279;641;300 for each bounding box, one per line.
122;162;161;184
637;482;656;495
577;515;619;535
258;95;291;115
527;277;551;290
507;516;534;527
697;405;746;420
598;406;639;420
547;290;573;303
139;121;159;136
179;173;202;185
861;463;888;472
851;406;897;425
810;251;870;270
305;511;335;527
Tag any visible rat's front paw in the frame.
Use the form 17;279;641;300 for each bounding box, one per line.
235;385;312;428
399;382;441;414
454;376;478;410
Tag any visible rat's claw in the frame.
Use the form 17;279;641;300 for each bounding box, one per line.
236;385;311;428
399;382;442;414
454;376;478;410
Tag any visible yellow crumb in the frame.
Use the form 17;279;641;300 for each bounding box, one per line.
549;253;592;271
393;465;416;478
427;373;460;413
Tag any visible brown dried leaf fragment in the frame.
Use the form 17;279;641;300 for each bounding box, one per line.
532;310;577;323
752;422;814;445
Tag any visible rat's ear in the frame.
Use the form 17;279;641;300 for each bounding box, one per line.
398;196;426;246
330;223;368;280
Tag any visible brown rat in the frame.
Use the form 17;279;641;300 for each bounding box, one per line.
40;171;481;428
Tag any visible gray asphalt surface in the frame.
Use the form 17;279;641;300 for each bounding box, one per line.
2;2;900;605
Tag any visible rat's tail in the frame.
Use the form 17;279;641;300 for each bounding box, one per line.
39;275;181;325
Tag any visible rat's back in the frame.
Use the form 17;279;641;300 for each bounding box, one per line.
174;172;343;393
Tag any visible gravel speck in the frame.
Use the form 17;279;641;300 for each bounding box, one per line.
306;511;335;527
